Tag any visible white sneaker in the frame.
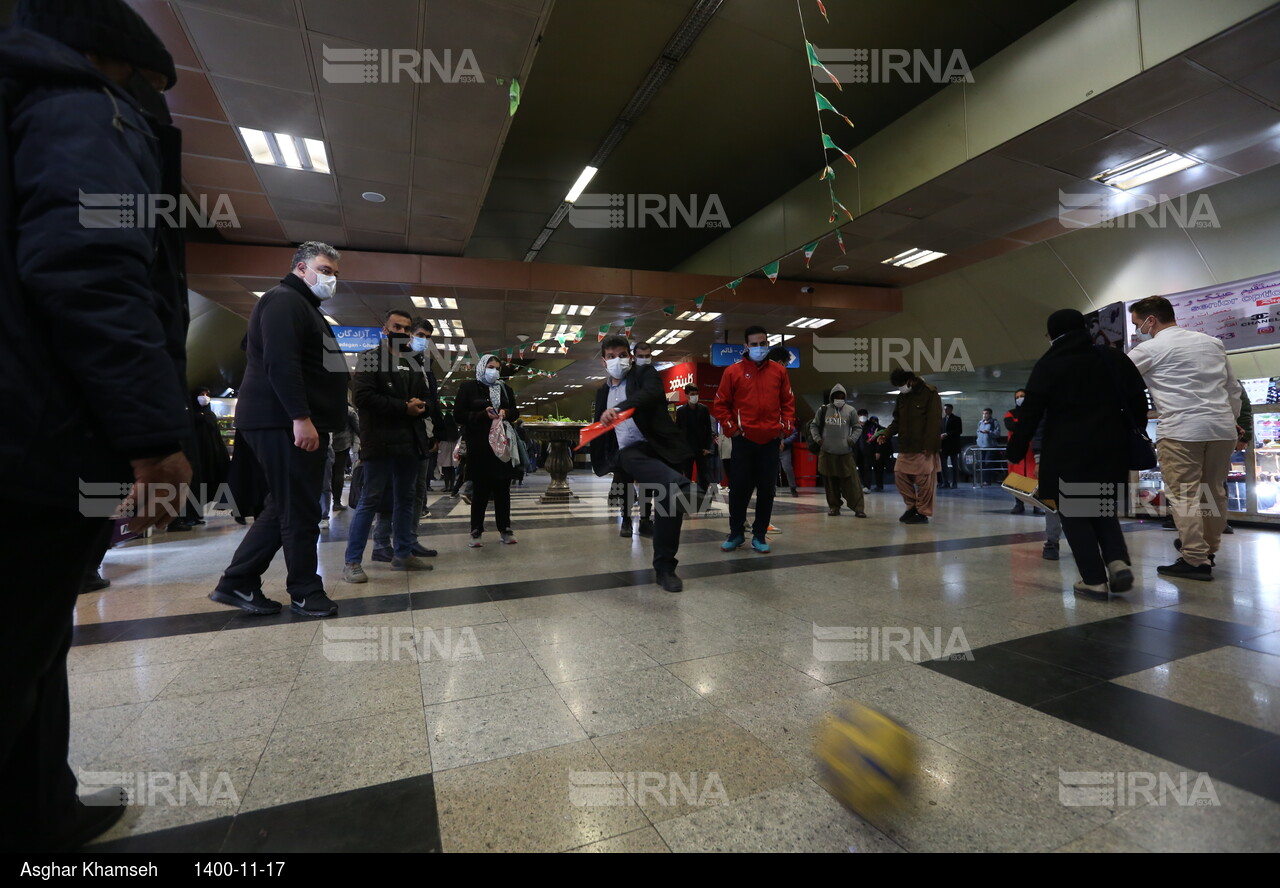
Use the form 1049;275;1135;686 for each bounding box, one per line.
319;518;329;530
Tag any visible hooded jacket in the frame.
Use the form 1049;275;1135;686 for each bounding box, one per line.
882;380;942;454
0;26;189;508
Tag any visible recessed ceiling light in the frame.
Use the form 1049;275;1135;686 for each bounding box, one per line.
766;334;795;346
1094;149;1201;190
786;318;834;328
238;127;330;174
939;390;963;395
676;311;721;322
832;264;849;272
882;248;947;268
362;191;386;203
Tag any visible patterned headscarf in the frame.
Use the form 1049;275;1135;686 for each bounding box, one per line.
476;354;502;410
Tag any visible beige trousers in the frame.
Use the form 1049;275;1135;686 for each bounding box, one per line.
1156;438;1234;567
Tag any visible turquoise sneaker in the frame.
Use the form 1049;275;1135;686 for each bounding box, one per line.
721;533;745;551
751;535;771;553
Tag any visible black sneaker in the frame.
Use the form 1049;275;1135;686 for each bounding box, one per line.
371;547;394;563
904;513;930;524
1173;539;1215;566
1009;503;1025;515
638;517;654;537
1042;544;1059;561
209;586;282;615
1223;523;1234;535
51;787;128;850
1156;557;1212;581
411;542;438;557
291;592;339;616
81;570;110;593
899;507;918;523
619;517;632;537
655;571;683;593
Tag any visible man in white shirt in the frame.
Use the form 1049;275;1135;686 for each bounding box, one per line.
1127;296;1243;581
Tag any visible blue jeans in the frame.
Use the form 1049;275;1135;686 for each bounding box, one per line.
373;457;429;549
345;456;419;563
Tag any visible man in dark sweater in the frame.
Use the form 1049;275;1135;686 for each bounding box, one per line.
674;383;714;487
210;242;350;617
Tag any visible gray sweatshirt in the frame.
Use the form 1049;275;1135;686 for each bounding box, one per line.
809;403;861;454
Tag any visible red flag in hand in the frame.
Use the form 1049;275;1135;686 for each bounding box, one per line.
576;408;634;450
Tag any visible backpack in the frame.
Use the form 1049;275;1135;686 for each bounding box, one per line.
807;406;828;454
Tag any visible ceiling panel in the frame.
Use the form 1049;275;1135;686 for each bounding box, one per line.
210;76;323;139
1081;57;1224;128
180;5;313;91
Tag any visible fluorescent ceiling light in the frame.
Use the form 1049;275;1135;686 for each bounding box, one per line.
651;328;692;345
253;290;267;298
649;349;664;356
766;333;795;346
883;248;947;269
238;128;331;174
550;303;594;316
1094;149;1200;190
786;317;834;328
322;315;338;324
411;296;426;308
541;323;582;339
565;165;599;202
677;311;721;321
433;319;465;337
939;390;963;395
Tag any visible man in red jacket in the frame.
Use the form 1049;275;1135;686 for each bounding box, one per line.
711;326;796;552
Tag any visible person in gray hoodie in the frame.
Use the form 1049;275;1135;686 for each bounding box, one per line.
809;384;866;517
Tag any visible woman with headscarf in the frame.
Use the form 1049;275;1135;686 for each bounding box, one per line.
1007;309;1149;600
453;354;520;547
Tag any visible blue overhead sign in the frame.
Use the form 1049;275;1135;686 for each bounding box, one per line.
332;326;382;353
710;343;800;368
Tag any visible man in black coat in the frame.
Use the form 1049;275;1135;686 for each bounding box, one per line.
591;335;699;592
344;310;434;578
0;0;193;850
674;383;714;489
210;242;349;617
940;404;963;488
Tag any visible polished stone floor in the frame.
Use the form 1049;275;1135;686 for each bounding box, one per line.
72;473;1280;852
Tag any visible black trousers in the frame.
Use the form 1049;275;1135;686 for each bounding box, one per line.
679;453;712;490
1060;515;1130;586
613;466;654;520
618;443;691;573
219;428;328;601
1;508;105;850
941;449;963;487
470;470;512;536
331;447;350;505
728;436;780;538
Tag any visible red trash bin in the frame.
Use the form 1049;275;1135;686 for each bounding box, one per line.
792;444;819;487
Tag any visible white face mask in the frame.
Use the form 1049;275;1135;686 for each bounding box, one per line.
605;356;630;379
483;368;499;384
1015;397;1025;407
635;356;652;366
833;399;846;409
308;267;336;301
687;394;698;405
197;395;210;407
1134;317;1154;342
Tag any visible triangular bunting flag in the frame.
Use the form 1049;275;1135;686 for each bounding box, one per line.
694;295;706;308
836;228;846;254
806;42;842;91
803;240;819;267
726;278;743;290
821;133;857;168
597;323;609;341
819;165;835;181
509;77;521;117
624;318;635;333
763;261;780;284
663;305;675;316
815;0;829;23
815;92;854;129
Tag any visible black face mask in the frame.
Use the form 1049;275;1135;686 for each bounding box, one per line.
125;69;172;126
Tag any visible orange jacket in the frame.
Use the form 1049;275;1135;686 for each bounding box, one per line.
711;359;796;444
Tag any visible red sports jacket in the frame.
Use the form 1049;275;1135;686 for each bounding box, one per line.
711;359;796;444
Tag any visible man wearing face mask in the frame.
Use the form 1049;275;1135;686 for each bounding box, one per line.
341;310;434;581
674;383;714;490
1004;389;1041;515
876;368;942;524
210;242;349;618
810;384;866;517
633;341;655;367
711;326;796;553
592;336;699;591
1;0;195;848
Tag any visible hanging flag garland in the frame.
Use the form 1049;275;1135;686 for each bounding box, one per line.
803;240;819;267
763;261;780;284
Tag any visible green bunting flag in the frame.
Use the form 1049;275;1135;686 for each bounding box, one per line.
815;92;854;129
822;133;856;168
509;77;521;117
836;228;846;254
803;240;819;267
763;261;780;284
806;42;842;91
624;318;635;333
662;305;676;316
694;295;706;308
819;164;835;181
726;277;743;290
598;323;609;341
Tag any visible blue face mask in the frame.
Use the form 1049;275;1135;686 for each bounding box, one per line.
484;368;500;384
748;345;769;362
410;336;429;353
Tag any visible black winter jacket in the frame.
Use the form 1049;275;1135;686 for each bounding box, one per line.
352;340;433;461
0;27;190;508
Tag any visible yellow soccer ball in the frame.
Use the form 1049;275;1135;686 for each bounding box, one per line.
815;700;917;819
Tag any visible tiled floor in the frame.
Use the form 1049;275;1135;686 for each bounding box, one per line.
72;474;1280;852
